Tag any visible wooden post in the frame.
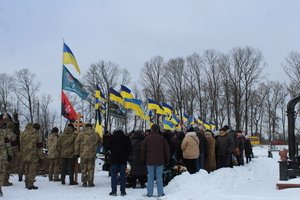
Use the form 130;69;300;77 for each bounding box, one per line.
73;112;85;184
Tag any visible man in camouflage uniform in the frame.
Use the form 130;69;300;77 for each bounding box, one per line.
75;123;102;187
58;124;77;185
3;122;18;186
47;127;60;181
20;123;43;190
0;125;13;197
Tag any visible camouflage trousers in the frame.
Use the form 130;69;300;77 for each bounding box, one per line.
24;161;37;187
80;158;95;185
48;158;60;181
4;155;18;184
0;162;6;187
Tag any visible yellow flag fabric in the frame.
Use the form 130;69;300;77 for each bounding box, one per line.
63;43;80;74
95;120;103;138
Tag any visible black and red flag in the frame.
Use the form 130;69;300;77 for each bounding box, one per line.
61;91;77;121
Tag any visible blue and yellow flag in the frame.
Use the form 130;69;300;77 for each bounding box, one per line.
109;88;124;105
170;114;180;125
124;98;148;120
163;119;174;130
63;42;80;74
62;66;88;99
120;85;134;99
162;102;173;116
148;99;167;115
95;85;107;102
95;120;103;138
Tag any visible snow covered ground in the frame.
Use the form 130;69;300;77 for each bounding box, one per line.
3;146;300;200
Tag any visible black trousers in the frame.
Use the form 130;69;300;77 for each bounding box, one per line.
183;158;197;174
60;158;74;183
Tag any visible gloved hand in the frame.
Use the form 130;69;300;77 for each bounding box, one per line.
74;155;80;159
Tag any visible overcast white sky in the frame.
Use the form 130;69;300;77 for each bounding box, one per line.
1;0;300;112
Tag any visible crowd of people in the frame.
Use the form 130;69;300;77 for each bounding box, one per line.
0;121;254;198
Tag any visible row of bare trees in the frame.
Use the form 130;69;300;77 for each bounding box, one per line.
2;46;300;140
0;69;56;138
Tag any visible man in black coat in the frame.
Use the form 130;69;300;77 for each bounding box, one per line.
215;127;234;169
194;126;207;171
107;128;131;196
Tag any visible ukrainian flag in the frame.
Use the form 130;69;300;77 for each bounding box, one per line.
163;119;174;130
124;98;142;117
95;85;107;102
121;85;134;99
148;99;161;110
209;121;216;130
63;42;80;74
203;120;211;130
95;120;103;138
170;114;180;125
183;113;190;122
109;88;124;105
148;99;167;115
161;102;173;116
197;117;204;125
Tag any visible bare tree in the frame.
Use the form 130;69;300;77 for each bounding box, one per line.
164;57;186;120
39;94;53;139
186;53;204;117
14;69;40;123
283;51;300;96
0;73;14;113
141;56;166;102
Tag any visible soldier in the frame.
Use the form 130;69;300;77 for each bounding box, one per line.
74;123;102;187
0;125;13;197
47;127;60;181
20;123;43;190
3;122;18;186
58;124;77;185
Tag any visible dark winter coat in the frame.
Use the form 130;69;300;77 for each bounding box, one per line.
196;130;207;156
244;138;253;156
216;132;234;157
129;131;147;176
237;136;245;155
107;130;131;165
204;131;216;172
140;130;170;166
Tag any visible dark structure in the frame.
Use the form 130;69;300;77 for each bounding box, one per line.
279;96;300;181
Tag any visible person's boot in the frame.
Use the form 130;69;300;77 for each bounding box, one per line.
61;180;65;185
88;182;94;187
28;185;38;190
18;175;23;182
82;182;87;187
0;187;3;197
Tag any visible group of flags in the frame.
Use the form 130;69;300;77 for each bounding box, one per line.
60;42;217;135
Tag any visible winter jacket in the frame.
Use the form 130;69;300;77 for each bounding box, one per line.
196;130;207;156
0;129;13;164
237;136;245;155
107;130;131;165
59;126;76;159
129;131;147;176
20;124;43;163
140;130;170;166
47;133;60;159
216;132;234;157
244;138;253;155
181;131;200;159
74;127;102;159
204;131;216;172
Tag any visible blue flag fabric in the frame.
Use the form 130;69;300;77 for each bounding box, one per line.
62;65;89;100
